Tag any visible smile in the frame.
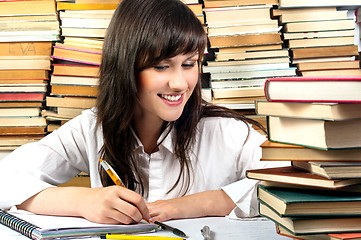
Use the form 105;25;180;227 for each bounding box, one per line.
159;94;182;102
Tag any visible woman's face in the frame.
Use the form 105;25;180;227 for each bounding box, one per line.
136;52;199;123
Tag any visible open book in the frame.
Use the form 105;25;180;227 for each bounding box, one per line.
0;209;158;240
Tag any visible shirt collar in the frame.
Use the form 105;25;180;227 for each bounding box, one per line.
131;124;175;154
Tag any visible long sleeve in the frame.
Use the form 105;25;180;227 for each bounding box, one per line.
219;123;267;218
0;109;103;210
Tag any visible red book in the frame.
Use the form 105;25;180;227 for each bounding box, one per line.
0;93;45;102
276;224;361;240
329;232;361;239
264;76;361;103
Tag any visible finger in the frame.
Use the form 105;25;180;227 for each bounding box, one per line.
91;204;134;224
108;206;139;224
149;212;169;223
147;203;160;216
109;197;144;223
116;188;150;220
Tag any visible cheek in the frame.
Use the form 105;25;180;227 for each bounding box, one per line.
138;71;154;94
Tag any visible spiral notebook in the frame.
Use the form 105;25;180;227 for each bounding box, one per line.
0;209;158;240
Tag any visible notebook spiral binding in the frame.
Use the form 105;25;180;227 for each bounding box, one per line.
0;209;38;239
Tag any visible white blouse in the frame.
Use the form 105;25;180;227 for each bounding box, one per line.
0;108;275;218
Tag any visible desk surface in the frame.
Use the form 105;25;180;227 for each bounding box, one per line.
0;216;289;240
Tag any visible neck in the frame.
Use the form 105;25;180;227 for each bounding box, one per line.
132;118;167;154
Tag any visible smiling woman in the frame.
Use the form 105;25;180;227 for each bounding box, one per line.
0;0;275;226
136;53;199;122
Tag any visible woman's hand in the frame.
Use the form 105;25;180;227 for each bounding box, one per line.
17;186;150;224
147;190;235;222
80;186;150;224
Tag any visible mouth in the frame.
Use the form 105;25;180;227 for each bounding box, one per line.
159;94;182;102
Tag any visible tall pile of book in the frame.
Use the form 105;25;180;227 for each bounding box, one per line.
0;0;60;149
247;76;361;239
274;1;361;77
202;0;297;110
43;0;119;131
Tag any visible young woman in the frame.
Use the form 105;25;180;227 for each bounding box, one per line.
0;0;274;224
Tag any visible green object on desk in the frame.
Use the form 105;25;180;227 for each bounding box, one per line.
100;233;185;239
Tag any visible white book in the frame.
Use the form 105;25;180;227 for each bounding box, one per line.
203;62;290;74
210;68;297;80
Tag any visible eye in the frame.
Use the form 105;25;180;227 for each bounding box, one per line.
153;65;169;71
182;61;197;69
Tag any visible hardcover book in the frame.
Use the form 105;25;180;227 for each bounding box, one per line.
258;184;361;217
267;116;361;150
261;140;361;162
291;45;359;60
276;224;361;240
246;166;361;189
279;0;361;8
296;60;360;71
255;100;361;121
260;202;361;236
264;76;361;103
292;161;361;179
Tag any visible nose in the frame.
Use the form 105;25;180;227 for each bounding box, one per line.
168;67;188;90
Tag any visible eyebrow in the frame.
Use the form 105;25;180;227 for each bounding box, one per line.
159;53;199;63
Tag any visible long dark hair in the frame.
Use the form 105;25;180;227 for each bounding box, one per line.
96;0;263;196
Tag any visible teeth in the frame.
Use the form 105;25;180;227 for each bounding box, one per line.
161;94;181;101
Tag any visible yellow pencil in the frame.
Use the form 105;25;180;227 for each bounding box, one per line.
99;157;126;187
100;233;185;240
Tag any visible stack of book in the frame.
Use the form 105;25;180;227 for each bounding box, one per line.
246;76;361;239
202;0;297;110
274;1;361;77
56;0;118;39
43;0;119;130
0;0;60;149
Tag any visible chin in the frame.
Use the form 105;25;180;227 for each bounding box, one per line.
161;112;183;122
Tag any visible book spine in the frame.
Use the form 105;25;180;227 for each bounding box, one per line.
0;209;38;239
263;79;271;101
